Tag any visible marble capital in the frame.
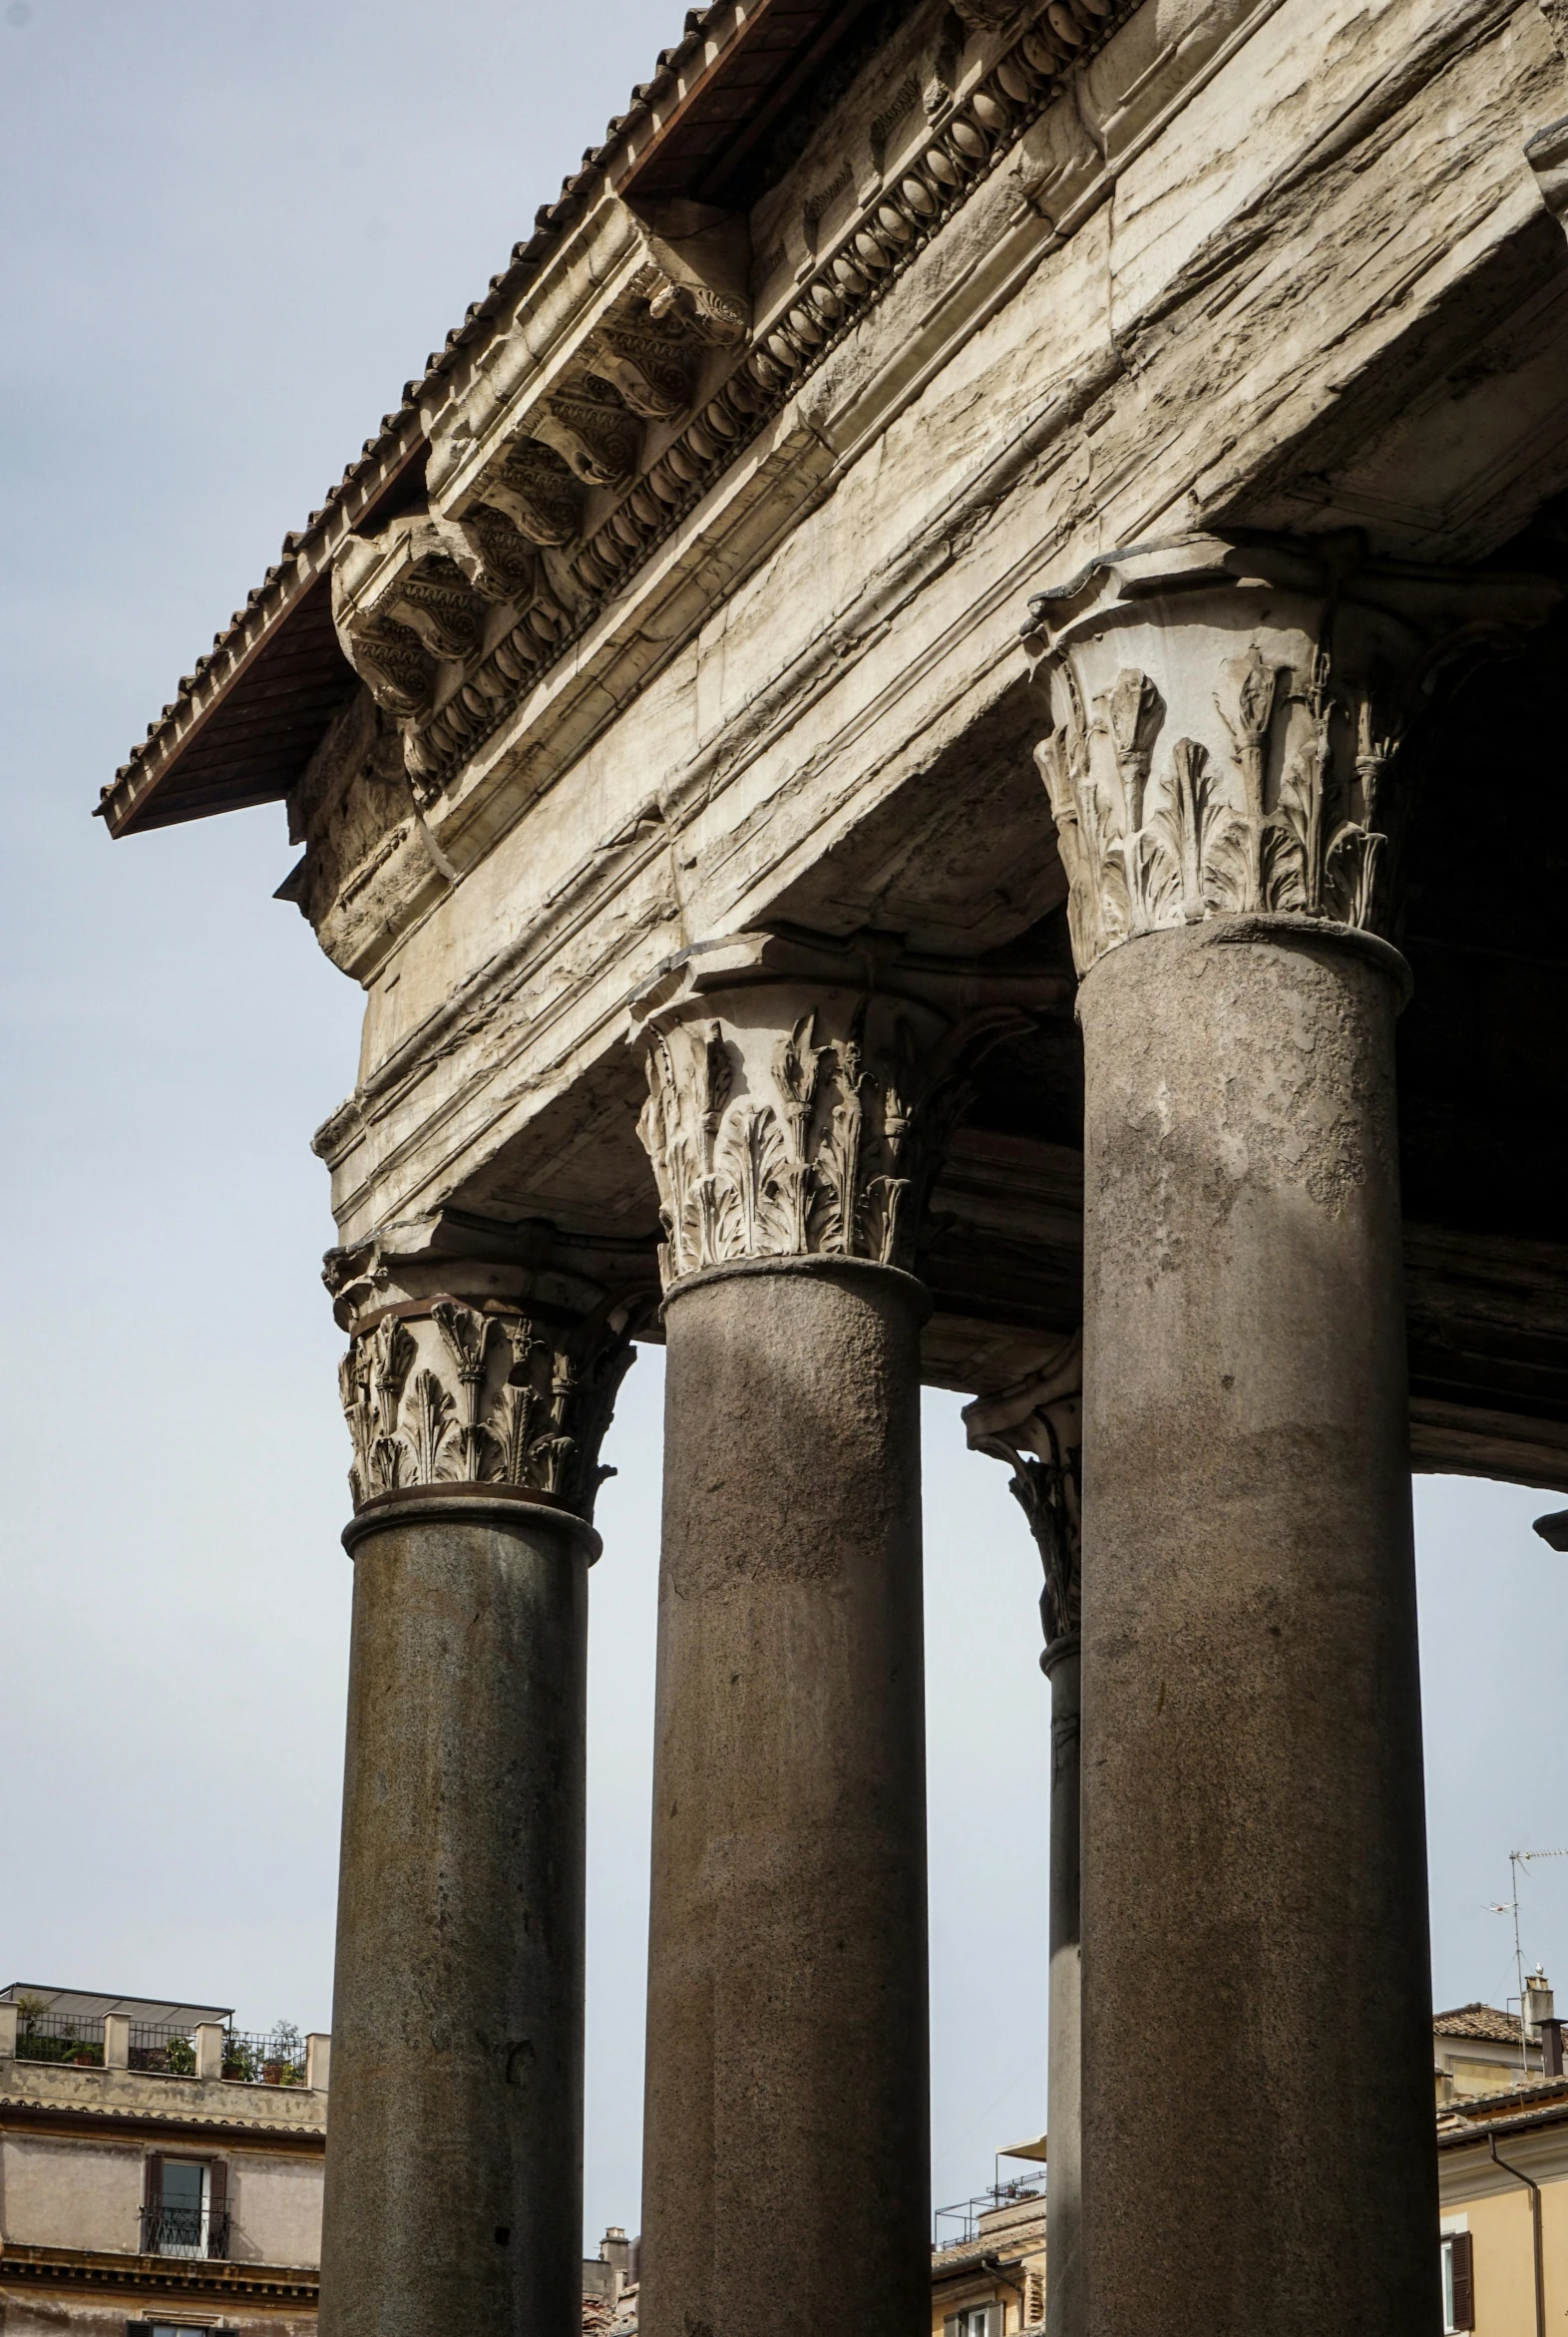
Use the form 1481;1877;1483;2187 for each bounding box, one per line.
629;929;1064;1290
964;1328;1082;1653
327;1236;638;1520
1022;532;1557;978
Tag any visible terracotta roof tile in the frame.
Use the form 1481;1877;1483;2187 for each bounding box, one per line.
103;0;738;827
1434;2003;1525;2044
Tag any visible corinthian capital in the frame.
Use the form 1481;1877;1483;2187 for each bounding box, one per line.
1023;533;1556;977
964;1330;1082;1656
630;930;1063;1290
328;1242;639;1519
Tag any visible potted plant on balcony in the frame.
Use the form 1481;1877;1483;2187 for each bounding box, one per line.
262;2022;304;2086
222;2035;256;2083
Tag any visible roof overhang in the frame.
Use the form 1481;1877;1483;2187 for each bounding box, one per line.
98;428;426;839
99;0;894;843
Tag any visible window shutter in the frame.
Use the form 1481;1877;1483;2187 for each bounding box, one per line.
1449;2230;1474;2331
142;2151;163;2207
943;2318;962;2337
206;2157;228;2258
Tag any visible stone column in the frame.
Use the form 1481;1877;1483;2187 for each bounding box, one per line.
629;930;1050;2337
964;1333;1082;2337
1023;534;1553;2337
317;1244;634;2337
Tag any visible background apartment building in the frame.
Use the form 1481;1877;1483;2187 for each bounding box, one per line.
0;1984;328;2336
0;1982;638;2337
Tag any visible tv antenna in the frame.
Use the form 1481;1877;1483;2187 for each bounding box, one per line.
1488;1849;1568;2077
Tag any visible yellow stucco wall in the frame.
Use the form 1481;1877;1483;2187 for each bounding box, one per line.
1440;2125;1568;2334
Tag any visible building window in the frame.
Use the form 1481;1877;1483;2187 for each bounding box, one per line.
946;2309;1004;2337
140;2152;228;2258
1441;2231;1474;2333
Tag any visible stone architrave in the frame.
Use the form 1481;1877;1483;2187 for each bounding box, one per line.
629;928;1059;2337
318;1243;635;2337
964;1332;1083;2337
1023;533;1556;2337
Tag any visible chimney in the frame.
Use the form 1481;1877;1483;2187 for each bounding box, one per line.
600;2226;633;2279
1525;1967;1554;2043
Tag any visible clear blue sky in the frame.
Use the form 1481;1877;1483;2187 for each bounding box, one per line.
3;0;1565;2252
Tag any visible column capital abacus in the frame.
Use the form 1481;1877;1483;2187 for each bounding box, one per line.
1022;531;1557;979
963;1328;1082;1661
327;1234;641;1521
628;928;1065;1292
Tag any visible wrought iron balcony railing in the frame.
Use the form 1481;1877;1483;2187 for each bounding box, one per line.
139;2202;230;2258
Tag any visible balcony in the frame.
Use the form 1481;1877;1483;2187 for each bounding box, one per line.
2;1996;328;2089
139;2200;232;2260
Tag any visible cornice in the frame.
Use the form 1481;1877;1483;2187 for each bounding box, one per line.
0;2088;326;2145
311;0;1309;1003
335;0;1146;820
104;0;1149;842
0;2242;318;2301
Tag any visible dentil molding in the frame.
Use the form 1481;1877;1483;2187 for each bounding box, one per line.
1022;534;1558;978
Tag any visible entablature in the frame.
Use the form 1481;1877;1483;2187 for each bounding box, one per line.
325;0;1152;837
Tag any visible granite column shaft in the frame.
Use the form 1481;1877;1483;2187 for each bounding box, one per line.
638;1254;932;2337
1077;917;1435;2334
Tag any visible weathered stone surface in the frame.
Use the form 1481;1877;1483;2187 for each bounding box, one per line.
1077;917;1435;2336
282;0;1568;1298
103;1;1568;2329
641;1257;930;2337
322;1493;598;2337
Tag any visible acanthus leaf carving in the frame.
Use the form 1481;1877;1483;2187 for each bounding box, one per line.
631;943;1055;1290
437;507;546;606
1037;646;1395;973
338;1294;634;1518
646;277;748;347
483;445;585;549
529;391;641;494
340;614;436;722
1025;541;1424;976
1027;536;1562;978
381;555;488;663
637;1007;941;1286
951;0;1024;27
583;324;694;422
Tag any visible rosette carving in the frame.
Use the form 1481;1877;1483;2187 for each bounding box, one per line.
338;1297;632;1517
